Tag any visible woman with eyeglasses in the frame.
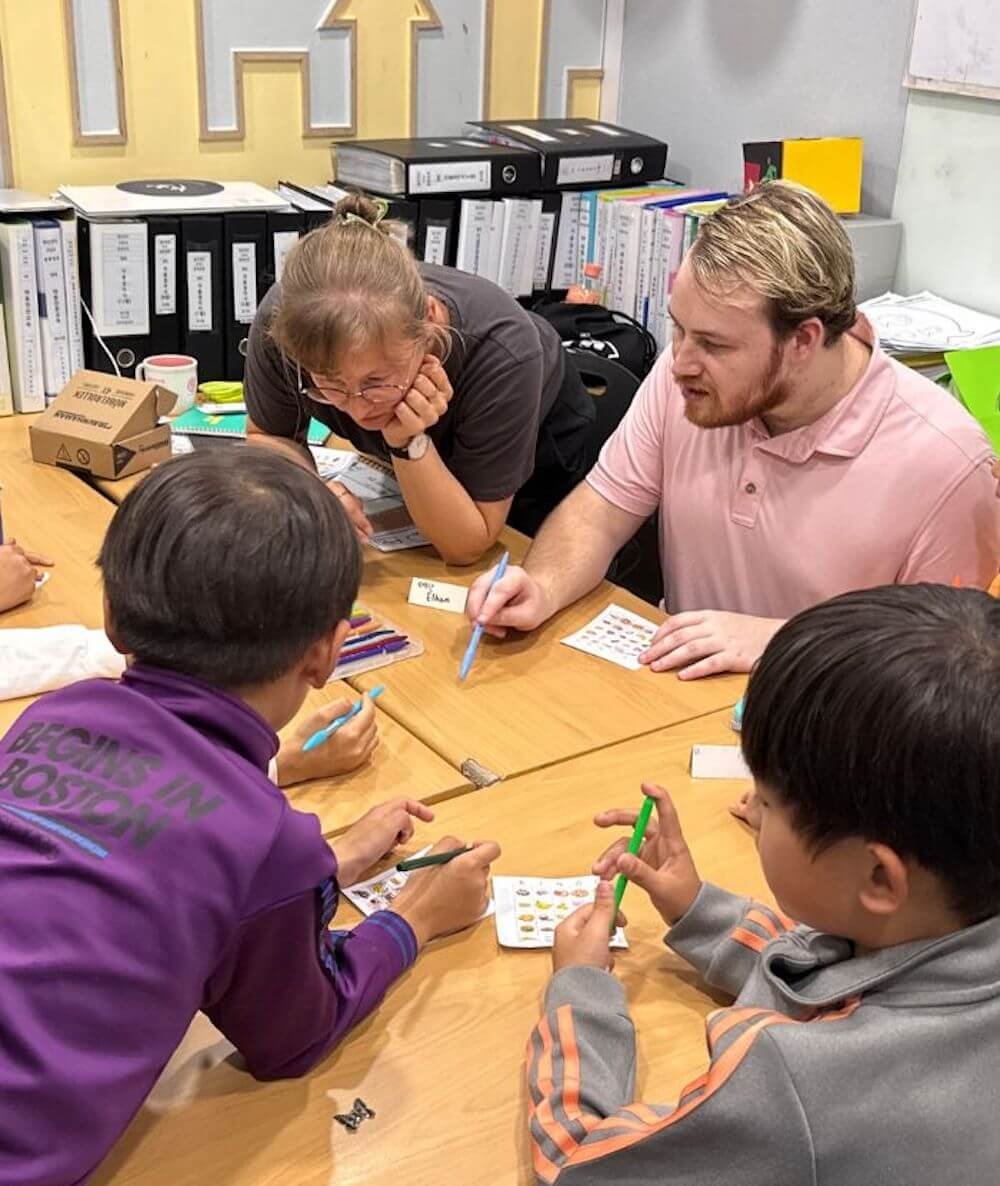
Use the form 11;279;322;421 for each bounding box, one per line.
243;192;595;564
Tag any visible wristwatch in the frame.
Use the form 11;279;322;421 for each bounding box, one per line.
386;432;430;462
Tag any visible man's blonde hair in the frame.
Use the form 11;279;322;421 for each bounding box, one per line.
269;191;449;373
689;181;856;344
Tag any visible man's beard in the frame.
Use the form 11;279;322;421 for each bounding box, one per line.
682;341;788;429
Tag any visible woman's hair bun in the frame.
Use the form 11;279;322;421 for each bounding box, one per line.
334;191;389;232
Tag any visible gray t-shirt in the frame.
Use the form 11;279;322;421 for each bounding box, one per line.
244;263;570;503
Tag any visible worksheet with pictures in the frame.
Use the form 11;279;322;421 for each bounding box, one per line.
560;604;660;671
342;847;494;920
493;875;628;949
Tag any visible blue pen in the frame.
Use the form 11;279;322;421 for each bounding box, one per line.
459;550;510;682
302;685;385;753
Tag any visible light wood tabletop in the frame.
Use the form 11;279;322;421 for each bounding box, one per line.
348;539;745;782
92;709;765;1186
279;681;469;837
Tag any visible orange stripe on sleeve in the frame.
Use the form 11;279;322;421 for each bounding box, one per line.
729;925;768;953
530;1016;582;1158
745;908;783;940
707;1006;774;1046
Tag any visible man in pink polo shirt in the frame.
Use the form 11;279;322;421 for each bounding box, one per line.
468;182;998;679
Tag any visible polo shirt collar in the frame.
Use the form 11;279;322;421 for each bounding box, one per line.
750;315;894;463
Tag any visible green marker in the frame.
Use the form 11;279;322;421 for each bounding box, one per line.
396;846;470;872
611;794;656;933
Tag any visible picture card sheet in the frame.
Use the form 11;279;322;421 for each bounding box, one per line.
342;846;494;921
311;447;428;552
493;875;628;949
560;604;660;671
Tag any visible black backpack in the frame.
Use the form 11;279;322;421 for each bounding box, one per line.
533;299;658;383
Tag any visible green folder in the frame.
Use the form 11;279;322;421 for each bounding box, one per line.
946;345;1000;453
170;406;329;446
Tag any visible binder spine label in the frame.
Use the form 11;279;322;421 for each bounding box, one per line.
409;160;492;195
557;154;615;186
96;225;150;336
533;211;556;290
423;224;449;265
273;231;299;282
154;234;177;316
186;251;214;332
232;242;258;324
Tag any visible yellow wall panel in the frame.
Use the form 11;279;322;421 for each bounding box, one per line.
567;72;603;120
487;0;545;119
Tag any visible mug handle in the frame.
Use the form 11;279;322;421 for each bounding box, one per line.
135;362;146;382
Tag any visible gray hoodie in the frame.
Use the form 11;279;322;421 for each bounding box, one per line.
527;882;1000;1185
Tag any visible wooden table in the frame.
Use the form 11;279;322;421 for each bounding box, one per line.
349;539;745;782
279;681;468;837
93;709;766;1186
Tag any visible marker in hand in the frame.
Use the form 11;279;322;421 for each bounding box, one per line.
459;551;510;682
611;793;655;933
302;685;385;753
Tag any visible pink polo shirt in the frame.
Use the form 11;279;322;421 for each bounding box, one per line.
588;317;999;618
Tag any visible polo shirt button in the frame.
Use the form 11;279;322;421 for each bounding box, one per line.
745;482;757;495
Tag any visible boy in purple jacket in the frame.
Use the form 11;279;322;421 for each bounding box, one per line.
0;450;499;1186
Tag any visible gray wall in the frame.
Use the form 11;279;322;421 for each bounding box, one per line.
619;0;917;216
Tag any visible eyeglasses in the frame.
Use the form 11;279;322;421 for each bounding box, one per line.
296;365;409;408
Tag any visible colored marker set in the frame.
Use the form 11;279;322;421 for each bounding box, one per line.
331;604;423;680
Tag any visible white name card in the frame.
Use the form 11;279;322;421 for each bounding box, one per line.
407;577;468;614
690;745;752;781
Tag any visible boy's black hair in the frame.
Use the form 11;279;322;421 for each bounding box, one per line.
741;584;1000;925
98;449;361;688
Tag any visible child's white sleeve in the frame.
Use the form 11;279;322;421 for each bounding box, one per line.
0;626;126;701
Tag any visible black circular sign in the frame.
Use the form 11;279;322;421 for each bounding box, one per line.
116;179;225;199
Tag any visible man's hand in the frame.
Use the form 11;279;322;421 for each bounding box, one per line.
992;456;1000;499
0;543;52;613
335;798;435;887
592;783;701;927
465;564;552;638
276;697;378;787
551;880;624;973
382;355;453;450
639;611;783;680
325;480;372;541
391;836;500;948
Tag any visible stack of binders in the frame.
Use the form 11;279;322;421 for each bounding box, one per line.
59;181;290;384
0;190;84;415
329;121;670;303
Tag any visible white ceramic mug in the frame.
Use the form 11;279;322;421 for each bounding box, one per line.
136;354;198;416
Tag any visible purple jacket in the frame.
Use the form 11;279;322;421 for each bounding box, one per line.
0;665;417;1186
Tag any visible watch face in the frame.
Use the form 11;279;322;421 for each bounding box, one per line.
408;433;430;460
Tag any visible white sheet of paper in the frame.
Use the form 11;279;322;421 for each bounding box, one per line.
310;448;429;551
560;604;660;671
493;875;628;950
342;845;494;920
407;577;468;614
690;745;752;781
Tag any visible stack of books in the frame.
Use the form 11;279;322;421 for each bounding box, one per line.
0;190;85;416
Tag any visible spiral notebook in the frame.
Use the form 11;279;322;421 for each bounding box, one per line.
169;407;329;445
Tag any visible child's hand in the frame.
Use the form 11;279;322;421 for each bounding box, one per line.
552;880;623;973
729;787;761;832
276;697;379;787
0;542;51;613
391;835;500;948
591;783;702;927
336;799;435;887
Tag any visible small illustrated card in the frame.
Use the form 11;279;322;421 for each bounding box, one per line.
342;846;494;920
560;604;660;671
690;745;752;780
407;577;468;614
493;875;628;950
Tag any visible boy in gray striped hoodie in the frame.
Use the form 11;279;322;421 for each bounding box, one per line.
528;583;1000;1185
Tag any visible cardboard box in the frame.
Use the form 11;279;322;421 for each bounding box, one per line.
743;137;863;214
29;370;176;480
